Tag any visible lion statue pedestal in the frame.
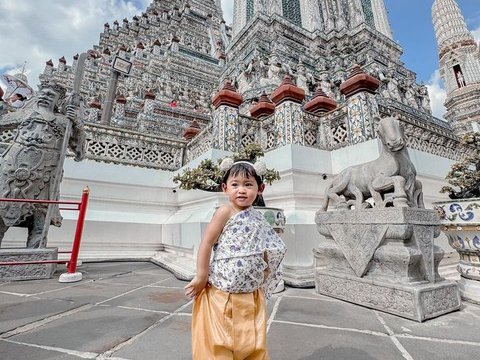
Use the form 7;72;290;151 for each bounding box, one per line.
314;208;460;322
314;117;460;321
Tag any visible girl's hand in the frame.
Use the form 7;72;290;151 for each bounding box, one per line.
184;275;208;299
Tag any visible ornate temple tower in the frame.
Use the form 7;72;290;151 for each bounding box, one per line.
432;0;480;135
226;0;428;117
39;0;228;139
232;0;392;38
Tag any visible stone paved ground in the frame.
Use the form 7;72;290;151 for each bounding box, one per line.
0;262;479;360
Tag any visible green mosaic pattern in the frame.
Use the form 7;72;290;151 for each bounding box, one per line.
247;0;254;21
282;0;302;27
361;0;375;28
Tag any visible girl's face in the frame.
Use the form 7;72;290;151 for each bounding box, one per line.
222;173;265;211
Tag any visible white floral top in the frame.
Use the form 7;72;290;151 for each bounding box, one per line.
209;207;286;299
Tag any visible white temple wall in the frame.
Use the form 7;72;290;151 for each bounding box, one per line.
1;143;455;270
2;159;177;260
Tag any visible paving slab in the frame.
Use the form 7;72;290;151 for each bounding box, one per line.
276;293;387;334
35;281;146;305
397;336;480;360
101;285;192;313
79;261;156;276
93;269;172;286
268;322;404;360
0;339;85;360
150;275;189;288
0;276;81;295
10;305;166;354
114;314;192;360
377;302;480;343
0;293;81;334
1;261;480;360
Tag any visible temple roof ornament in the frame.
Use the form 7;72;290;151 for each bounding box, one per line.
304;86;337;114
89;98;102;109
115;94;127;104
212;80;243;109
250;92;276;119
271;75;305;105
144;89;156;100
183;119;201;140
340;64;380;98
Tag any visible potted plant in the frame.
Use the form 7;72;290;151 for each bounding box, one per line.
433;132;480;303
173;143;285;232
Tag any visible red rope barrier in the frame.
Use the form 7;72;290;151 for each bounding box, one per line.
67;188;89;274
0;187;90;282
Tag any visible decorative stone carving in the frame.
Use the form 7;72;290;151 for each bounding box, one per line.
314;207;461;321
321;116;424;211
0;248;58;280
0;81;86;248
434;198;480;304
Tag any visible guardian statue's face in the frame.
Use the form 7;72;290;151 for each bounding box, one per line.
37;88;60;110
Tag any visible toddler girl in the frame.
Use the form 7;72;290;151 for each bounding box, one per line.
184;159;286;360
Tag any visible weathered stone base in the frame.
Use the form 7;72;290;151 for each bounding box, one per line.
458;276;480;305
283;265;315;288
0;248;58;281
315;270;461;322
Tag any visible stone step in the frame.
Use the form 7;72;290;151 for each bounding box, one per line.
150;251;195;281
439;263;460;281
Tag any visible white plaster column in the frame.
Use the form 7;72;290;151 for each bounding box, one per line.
211;81;244;152
44;60;54;75
371;0;392;39
301;0;323;32
339;65;380;145
271;76;306;146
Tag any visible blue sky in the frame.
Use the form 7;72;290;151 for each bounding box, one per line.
385;0;480;82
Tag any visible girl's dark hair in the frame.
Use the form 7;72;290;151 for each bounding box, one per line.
222;162;263;187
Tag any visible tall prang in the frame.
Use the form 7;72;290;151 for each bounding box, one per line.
225;0;431;117
432;0;480;135
233;0;391;38
39;0;229;143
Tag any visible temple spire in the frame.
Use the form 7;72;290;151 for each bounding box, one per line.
432;0;474;52
432;0;480;135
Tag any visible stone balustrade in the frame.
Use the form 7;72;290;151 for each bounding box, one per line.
81;123;185;170
184;124;213;163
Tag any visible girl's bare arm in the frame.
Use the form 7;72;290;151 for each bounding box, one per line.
184;205;232;299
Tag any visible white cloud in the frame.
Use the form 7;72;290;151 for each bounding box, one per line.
0;0;150;90
426;70;447;120
221;0;234;24
472;27;480;42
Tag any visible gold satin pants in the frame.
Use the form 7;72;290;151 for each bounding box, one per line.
191;285;269;360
